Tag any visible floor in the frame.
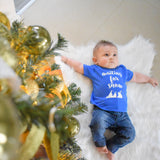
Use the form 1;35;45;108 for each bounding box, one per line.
21;0;160;82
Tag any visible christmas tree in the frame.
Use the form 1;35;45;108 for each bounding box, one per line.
0;12;87;160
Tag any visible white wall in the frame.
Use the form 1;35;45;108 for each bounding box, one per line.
0;0;19;22
0;0;159;82
21;0;160;81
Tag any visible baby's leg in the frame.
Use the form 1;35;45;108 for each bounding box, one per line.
107;112;135;153
90;108;116;159
90;109;110;147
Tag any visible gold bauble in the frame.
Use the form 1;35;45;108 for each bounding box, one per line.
21;78;39;100
0;23;11;42
24;25;51;55
67;117;80;137
0;12;10;29
0;94;20;160
0;79;11;94
0;37;17;68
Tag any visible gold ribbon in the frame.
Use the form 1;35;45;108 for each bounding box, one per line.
33;58;71;107
43;107;60;160
18;124;45;160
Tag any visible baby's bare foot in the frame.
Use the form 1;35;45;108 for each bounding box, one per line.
107;150;115;160
96;146;108;154
97;146;114;160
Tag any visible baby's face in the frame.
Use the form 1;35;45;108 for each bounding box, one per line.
92;45;119;69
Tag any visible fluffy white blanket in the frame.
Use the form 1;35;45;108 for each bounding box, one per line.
56;36;160;160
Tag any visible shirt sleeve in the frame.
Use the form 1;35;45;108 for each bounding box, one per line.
83;64;94;79
126;68;133;82
120;65;133;82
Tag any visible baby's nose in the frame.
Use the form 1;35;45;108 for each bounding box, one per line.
109;56;114;60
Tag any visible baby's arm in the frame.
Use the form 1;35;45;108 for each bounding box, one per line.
61;56;84;74
130;72;159;87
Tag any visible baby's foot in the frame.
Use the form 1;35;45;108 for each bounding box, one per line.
106;150;114;160
96;146;108;154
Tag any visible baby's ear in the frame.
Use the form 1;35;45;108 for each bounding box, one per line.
92;56;97;64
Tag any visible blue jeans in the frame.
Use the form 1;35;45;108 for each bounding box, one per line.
90;106;135;153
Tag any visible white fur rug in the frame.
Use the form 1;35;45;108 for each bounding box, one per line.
56;36;160;160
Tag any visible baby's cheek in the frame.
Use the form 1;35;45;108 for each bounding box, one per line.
101;59;108;65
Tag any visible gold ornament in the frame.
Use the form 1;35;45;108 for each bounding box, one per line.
43;132;53;160
33;58;71;107
49;70;71;107
18;124;45;160
21;78;39;100
0;12;10;29
0;79;11;94
10;23;26;52
69;117;80;137
0;23;11;42
65;117;80;137
24;25;51;55
33;59;52;76
0;37;17;68
0;94;20;160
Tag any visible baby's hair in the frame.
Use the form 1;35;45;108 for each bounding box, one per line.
93;40;117;55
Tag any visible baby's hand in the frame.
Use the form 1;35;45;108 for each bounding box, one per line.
60;56;84;74
61;56;68;63
149;78;159;87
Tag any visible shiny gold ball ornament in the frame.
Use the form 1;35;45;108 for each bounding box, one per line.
54;114;80;138
0;94;20;160
0;12;10;29
67;117;80;137
0;23;11;42
24;25;51;55
0;79;11;94
0;37;17;68
21;78;39;100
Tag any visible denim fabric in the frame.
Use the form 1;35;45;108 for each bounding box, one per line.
90;106;135;153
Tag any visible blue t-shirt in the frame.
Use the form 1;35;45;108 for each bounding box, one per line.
83;64;133;112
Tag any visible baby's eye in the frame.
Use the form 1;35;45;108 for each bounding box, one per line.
105;54;109;56
113;54;117;56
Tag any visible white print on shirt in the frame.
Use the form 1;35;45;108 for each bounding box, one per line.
102;71;122;77
106;75;123;99
106;91;122;98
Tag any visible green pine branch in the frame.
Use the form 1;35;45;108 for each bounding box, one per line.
68;83;81;102
51;63;60;70
13;91;60;129
36;73;62;92
45;33;68;56
10;20;24;39
53;33;68;51
60;103;87;117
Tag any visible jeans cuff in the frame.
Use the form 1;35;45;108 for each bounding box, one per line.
95;140;106;147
